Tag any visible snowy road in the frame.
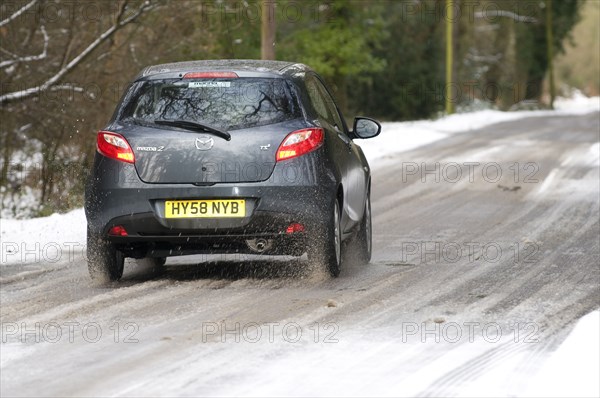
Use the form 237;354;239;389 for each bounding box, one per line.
1;112;599;396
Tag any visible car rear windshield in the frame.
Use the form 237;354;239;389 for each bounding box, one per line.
119;77;302;131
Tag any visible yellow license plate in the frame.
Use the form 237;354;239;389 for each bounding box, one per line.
165;199;246;218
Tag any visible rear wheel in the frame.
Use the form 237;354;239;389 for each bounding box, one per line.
87;228;124;283
354;191;372;265
309;199;342;277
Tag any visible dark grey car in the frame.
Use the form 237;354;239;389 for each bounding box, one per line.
84;60;381;282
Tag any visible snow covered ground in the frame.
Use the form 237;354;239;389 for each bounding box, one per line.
359;92;600;165
1;208;86;266
525;310;600;398
1;95;599;397
217;311;600;397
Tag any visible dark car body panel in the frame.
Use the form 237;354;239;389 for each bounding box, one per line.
85;60;372;259
110;119;309;184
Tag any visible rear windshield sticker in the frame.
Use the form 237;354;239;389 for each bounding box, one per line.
188;81;231;88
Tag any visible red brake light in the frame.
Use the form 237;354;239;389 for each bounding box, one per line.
276;128;324;162
97;131;135;163
108;225;128;237
183;72;239;79
286;223;305;234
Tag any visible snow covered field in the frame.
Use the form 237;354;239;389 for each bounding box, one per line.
1;96;599;397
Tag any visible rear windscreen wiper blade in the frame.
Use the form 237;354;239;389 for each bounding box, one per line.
154;119;231;141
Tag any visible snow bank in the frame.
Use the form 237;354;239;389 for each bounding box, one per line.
525;311;600;398
554;91;600;114
0;208;86;266
358;123;447;167
360;94;600;166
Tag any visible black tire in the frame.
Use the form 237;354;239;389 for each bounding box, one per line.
308;199;342;277
354;191;372;265
87;228;124;283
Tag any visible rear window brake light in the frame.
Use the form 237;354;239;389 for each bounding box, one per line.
183;72;239;79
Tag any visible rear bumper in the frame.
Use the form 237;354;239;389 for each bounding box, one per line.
85;151;337;256
105;216;310;258
101;208;309;256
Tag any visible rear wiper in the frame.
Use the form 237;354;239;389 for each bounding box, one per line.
154;119;231;141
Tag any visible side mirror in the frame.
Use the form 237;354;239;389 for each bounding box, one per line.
352;117;381;139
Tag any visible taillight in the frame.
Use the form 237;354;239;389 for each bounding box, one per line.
97;131;135;164
108;225;128;236
183;72;238;79
286;223;305;234
276;128;324;162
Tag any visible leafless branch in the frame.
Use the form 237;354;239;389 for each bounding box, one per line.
0;25;48;69
475;10;537;23
0;0;38;27
50;84;84;93
0;1;156;104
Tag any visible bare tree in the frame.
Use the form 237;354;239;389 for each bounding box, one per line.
0;0;156;104
0;0;159;214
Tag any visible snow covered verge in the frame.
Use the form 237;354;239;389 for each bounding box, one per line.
1;208;86;267
359;92;600;165
525;310;600;398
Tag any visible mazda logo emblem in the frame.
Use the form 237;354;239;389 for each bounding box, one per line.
195;136;214;150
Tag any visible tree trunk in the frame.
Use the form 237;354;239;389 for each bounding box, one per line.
546;0;555;109
261;0;276;60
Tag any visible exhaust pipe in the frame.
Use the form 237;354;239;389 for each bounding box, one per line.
255;239;267;252
246;238;273;253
